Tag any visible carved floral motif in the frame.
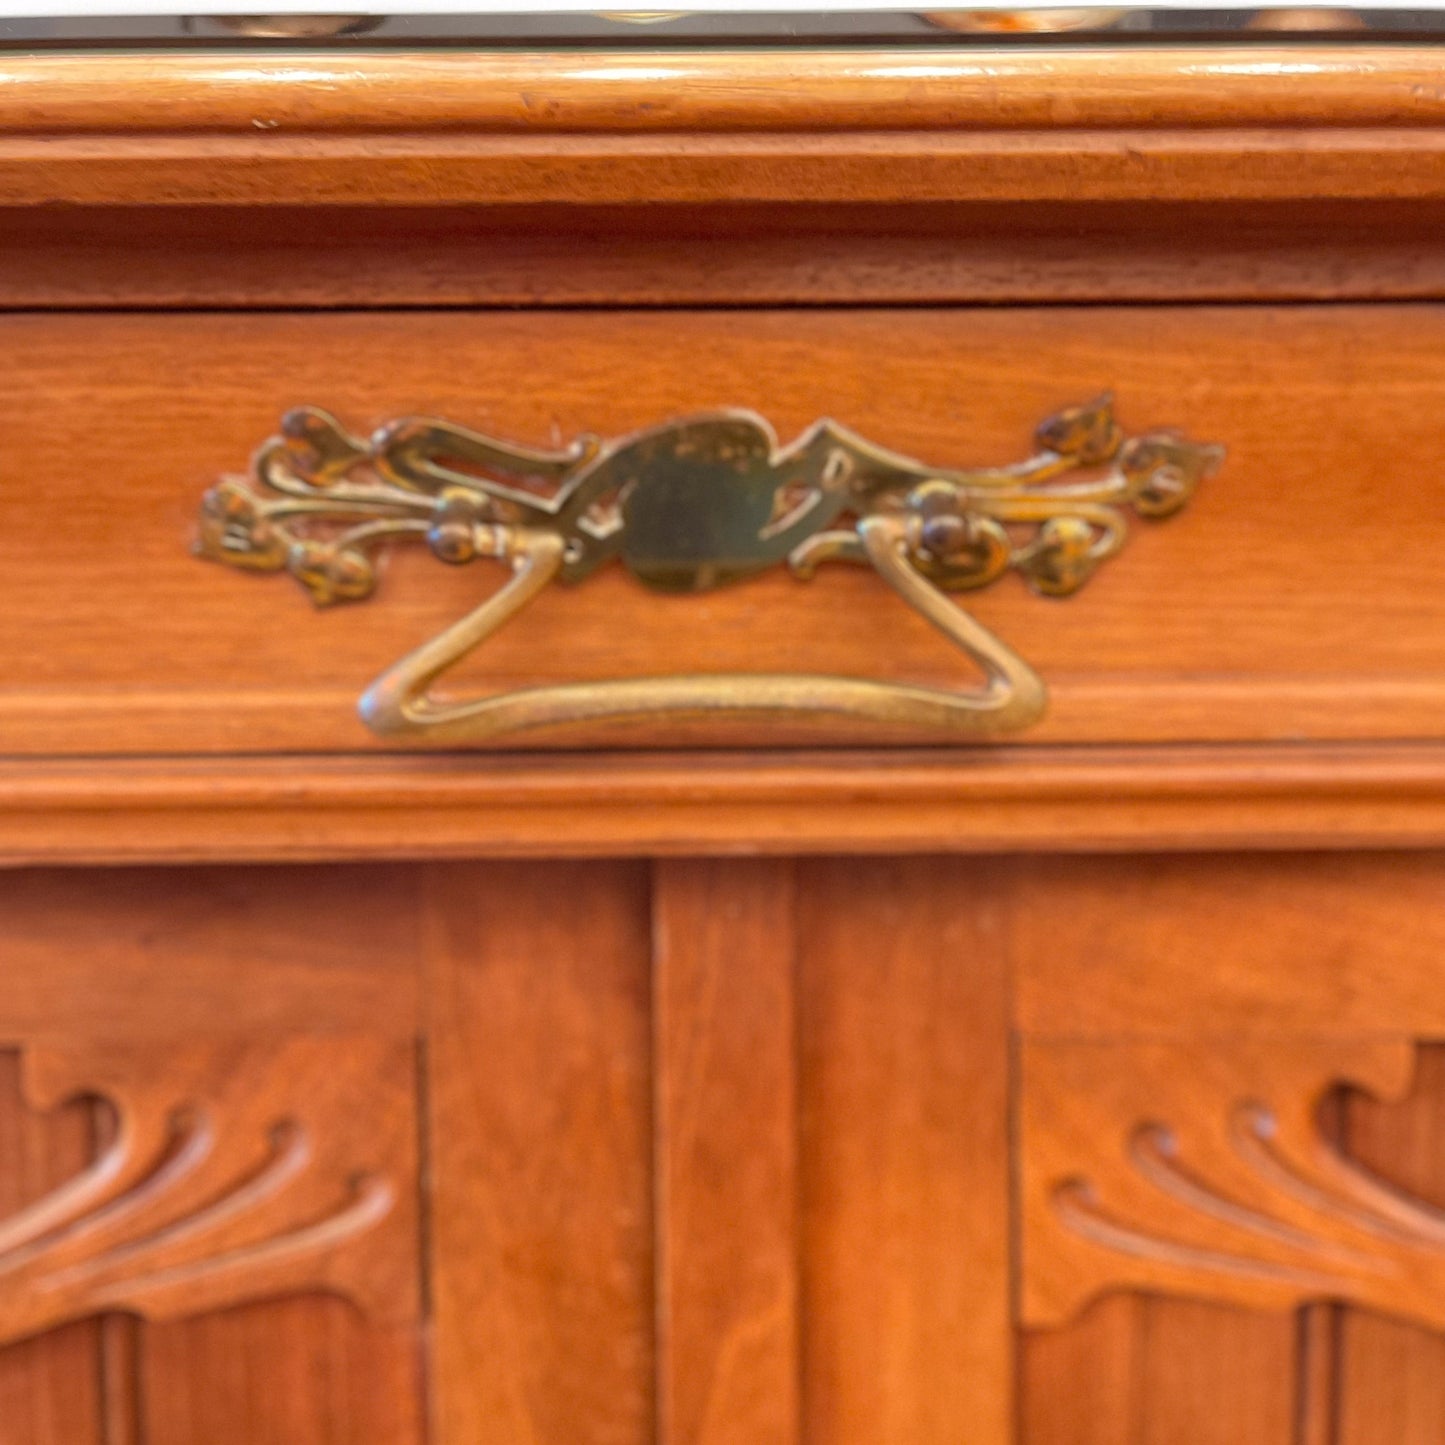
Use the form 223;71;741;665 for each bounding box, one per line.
1021;1039;1445;1331
0;1038;417;1346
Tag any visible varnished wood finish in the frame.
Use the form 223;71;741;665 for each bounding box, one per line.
1013;852;1445;1036
9;48;1445;135
3;851;1445;1438
6;306;1445;761
9;35;1445;1445
1338;1049;1445;1445
424;861;655;1445
10;200;1445;311
8;48;1445;212
654;861;801;1445
0;1056;103;1445
5;744;1445;864
0;868;429;1445
0;1038;419;1343
797;858;1012;1445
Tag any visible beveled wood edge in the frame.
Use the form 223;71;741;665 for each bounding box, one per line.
8;48;1445;208
4;742;1445;864
4;46;1445;136
7;129;1445;208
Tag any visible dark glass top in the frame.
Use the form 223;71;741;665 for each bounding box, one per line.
2;8;1443;48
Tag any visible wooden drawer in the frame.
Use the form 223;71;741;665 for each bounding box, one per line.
4;303;1442;757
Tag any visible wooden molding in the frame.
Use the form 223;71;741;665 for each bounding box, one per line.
7;48;1445;208
6;47;1445;136
9;129;1445;209
0;1038;419;1346
2;743;1445;863
1020;1038;1445;1332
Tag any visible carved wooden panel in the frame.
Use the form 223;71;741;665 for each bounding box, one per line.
0;1036;419;1348
1018;1038;1445;1331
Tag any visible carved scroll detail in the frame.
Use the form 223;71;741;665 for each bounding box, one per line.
1020;1039;1445;1330
0;1037;418;1346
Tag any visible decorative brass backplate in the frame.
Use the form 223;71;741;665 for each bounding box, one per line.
196;396;1220;743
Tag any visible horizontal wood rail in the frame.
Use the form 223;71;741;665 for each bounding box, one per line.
4;742;1445;864
4;47;1445;136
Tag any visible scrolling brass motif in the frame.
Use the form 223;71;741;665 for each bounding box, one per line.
196;396;1220;743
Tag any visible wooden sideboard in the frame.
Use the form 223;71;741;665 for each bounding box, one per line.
6;38;1445;1445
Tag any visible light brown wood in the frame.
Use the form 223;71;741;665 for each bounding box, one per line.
12;128;1445;210
8;200;1445;311
11;34;1445;1445
0;868;429;1445
0;1037;419;1343
1024;1295;1301;1445
797;858;1012;1445
1013;852;1445;1038
0;866;420;1038
1337;1046;1445;1445
8;47;1445;136
425;861;655;1445
4;744;1445;864
653;860;800;1445
1019;1038;1433;1328
139;1303;424;1445
7;306;1445;759
0;1054;103;1445
7;49;1445;213
0;1037;425;1445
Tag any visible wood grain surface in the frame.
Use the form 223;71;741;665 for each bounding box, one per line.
0;1056;103;1445
797;857;1012;1445
424;861;656;1445
7;48;1445;210
654;860;801;1445
14;200;1445;310
7;47;1445;135
4;852;1445;1439
0;868;429;1445
1012;851;1445;1037
4;305;1444;760
3;743;1445;865
1338;1047;1445;1445
7;33;1445;1445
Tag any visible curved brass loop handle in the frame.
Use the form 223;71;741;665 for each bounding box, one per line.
354;515;1045;743
196;397;1221;744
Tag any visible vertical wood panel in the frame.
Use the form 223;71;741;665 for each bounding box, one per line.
124;1024;427;1445
1020;1297;1144;1445
653;858;801;1445
1337;1045;1445;1445
1013;854;1303;1445
0;1051;103;1445
0;866;430;1445
141;1304;424;1445
426;859;655;1445
797;857;1012;1445
1021;1281;1298;1441
1135;1302;1295;1445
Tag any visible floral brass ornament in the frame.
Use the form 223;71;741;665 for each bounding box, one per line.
195;396;1221;743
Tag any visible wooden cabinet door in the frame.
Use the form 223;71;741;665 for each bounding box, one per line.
0;865;427;1445
4;853;1445;1444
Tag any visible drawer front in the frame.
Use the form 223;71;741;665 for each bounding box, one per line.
2;304;1438;755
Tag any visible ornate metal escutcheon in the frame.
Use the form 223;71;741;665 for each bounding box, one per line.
195;396;1221;743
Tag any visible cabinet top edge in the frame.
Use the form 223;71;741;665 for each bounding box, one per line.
5;43;1445;137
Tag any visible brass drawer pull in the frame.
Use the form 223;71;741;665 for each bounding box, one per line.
196;397;1220;743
